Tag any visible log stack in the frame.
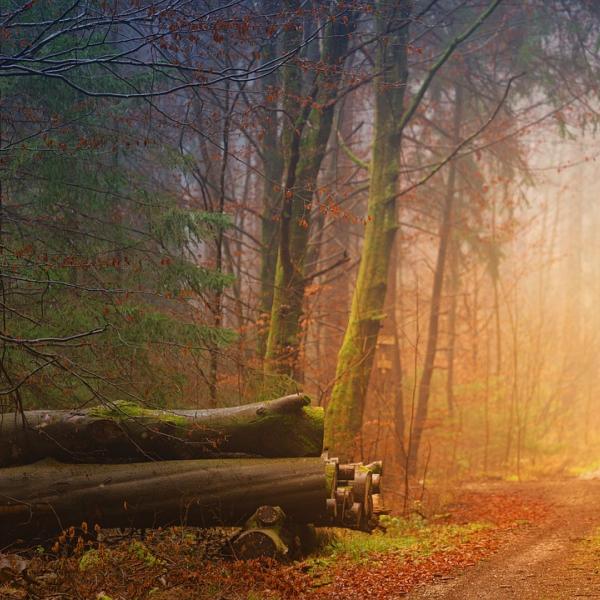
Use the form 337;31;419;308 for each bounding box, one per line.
0;394;385;556
324;458;384;531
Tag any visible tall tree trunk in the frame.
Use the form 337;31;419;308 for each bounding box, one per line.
446;238;459;417
324;2;411;459
391;238;407;464
407;83;463;476
492;191;503;379
258;1;284;357
265;7;356;379
445;108;462;417
324;0;501;461
209;78;231;406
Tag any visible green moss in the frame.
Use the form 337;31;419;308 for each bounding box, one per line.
303;405;324;422
324;462;337;496
87;398;323;456
324;4;409;458
129;541;164;567
202;402;323;456
278;407;323;455
79;549;102;572
88;400;187;426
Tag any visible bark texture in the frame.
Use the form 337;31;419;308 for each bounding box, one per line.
325;0;503;461
0;457;330;544
0;394;323;466
258;0;285;357
324;1;411;459
264;6;357;379
0;457;382;544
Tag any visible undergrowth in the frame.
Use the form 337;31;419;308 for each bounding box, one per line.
308;514;488;567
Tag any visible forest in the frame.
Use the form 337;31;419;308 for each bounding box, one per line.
2;0;600;598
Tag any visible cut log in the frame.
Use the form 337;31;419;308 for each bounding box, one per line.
0;457;335;545
0;394;323;467
231;528;288;560
232;506;292;560
230;506;318;560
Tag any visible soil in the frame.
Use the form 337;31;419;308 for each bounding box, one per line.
410;479;600;599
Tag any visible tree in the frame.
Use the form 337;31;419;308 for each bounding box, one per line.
264;2;357;380
325;0;503;460
0;0;282;411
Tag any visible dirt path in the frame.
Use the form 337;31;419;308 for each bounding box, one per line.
410;479;600;599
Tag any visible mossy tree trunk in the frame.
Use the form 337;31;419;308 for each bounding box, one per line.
0;394;324;466
324;2;411;459
264;6;357;380
325;0;502;460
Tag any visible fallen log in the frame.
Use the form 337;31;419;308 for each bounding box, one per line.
0;457;333;545
0;457;382;546
0;394;323;467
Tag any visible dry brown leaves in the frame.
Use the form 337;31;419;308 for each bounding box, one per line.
0;489;550;600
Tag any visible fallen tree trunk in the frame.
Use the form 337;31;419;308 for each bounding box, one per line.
0;457;334;545
0;394;323;467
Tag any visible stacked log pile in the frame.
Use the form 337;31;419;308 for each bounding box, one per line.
0;394;384;555
327;459;384;531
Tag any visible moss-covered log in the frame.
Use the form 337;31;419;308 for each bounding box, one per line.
0;457;335;545
0;394;323;467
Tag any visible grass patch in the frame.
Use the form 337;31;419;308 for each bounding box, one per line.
309;514;489;567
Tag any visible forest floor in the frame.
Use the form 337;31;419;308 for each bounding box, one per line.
409;479;600;599
2;478;600;599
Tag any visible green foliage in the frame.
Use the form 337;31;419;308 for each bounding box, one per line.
1;10;235;410
150;209;231;247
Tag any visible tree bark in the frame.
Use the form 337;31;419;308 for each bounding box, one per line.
325;0;502;463
257;0;285;358
324;1;411;459
0;457;382;545
0;394;323;466
264;6;357;379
